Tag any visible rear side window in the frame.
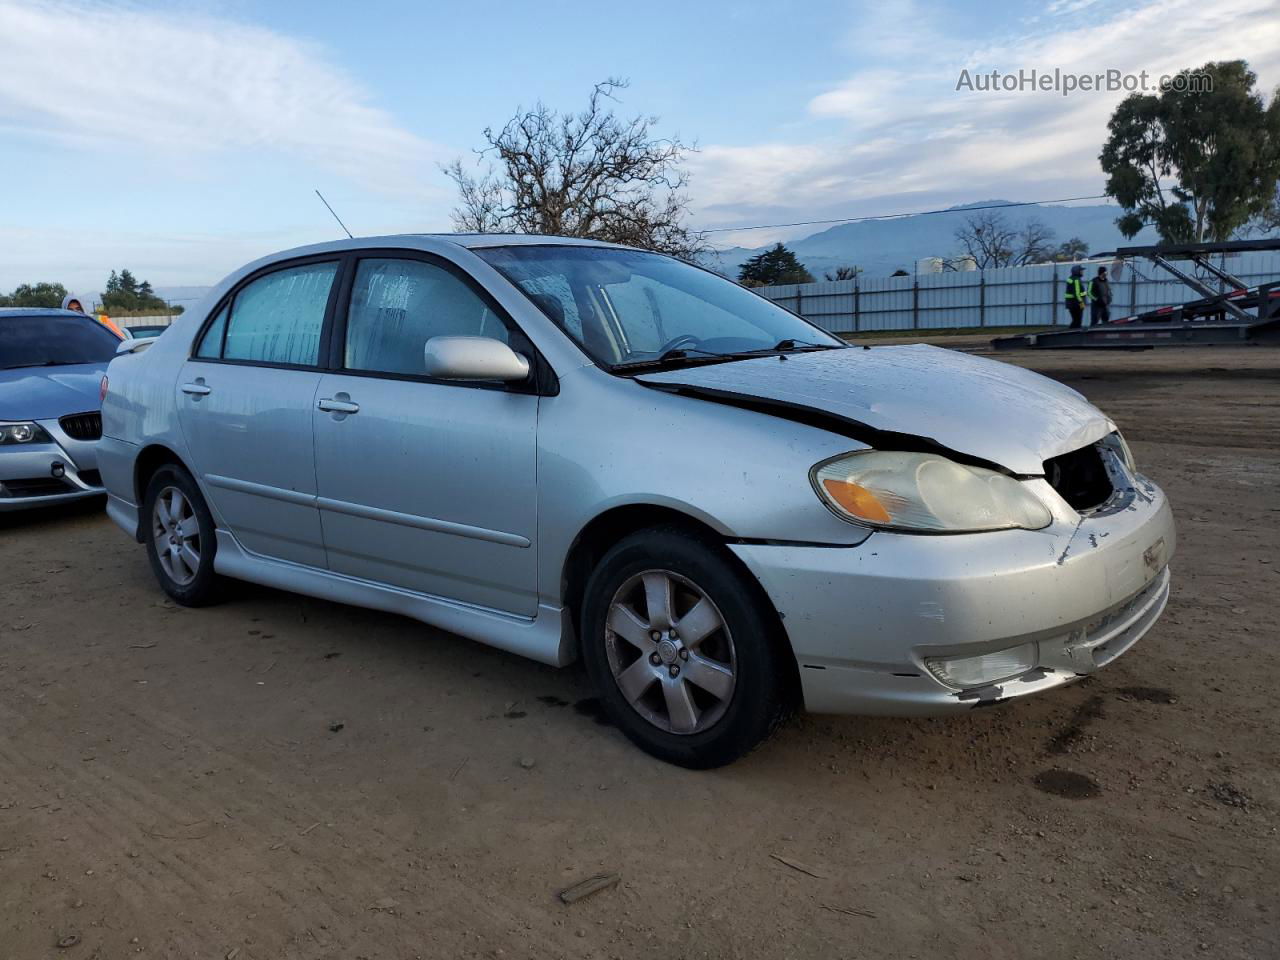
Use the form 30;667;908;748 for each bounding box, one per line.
210;261;337;366
194;305;228;358
344;258;509;376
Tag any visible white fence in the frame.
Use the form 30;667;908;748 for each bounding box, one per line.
755;251;1280;333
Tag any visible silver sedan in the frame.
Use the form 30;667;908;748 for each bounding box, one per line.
1;308;113;511
98;235;1175;767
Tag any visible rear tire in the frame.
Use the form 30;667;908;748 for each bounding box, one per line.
581;526;791;768
142;465;222;607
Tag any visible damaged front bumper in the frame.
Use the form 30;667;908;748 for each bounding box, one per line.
729;474;1176;715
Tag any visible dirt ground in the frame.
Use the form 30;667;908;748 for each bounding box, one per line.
2;345;1277;959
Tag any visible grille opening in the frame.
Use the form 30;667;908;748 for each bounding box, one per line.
1;477;72;498
1044;443;1113;511
78;469;103;487
59;412;102;441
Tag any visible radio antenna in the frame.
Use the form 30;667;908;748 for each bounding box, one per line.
314;189;354;239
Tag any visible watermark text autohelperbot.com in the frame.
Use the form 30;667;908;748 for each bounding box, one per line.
955;68;1213;96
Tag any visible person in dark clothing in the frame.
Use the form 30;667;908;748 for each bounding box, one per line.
1065;264;1088;328
1090;266;1112;325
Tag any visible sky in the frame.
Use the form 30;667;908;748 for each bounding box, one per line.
1;0;1277;296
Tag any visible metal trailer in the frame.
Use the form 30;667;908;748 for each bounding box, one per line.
992;238;1280;350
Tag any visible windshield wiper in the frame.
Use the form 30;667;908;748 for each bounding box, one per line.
770;338;842;352
613;338;843;373
656;346;726;363
613;347;736;371
697;339;844;362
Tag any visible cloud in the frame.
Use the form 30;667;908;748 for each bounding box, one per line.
0;0;439;194
0;223;322;293
693;0;1280;235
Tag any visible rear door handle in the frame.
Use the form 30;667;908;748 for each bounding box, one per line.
181;382;211;396
317;398;359;414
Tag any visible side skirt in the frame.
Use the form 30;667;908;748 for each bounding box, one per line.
212;530;574;667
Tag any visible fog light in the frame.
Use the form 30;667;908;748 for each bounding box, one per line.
925;643;1038;690
51;461;66;479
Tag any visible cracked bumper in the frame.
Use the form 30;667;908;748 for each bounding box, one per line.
729;476;1176;715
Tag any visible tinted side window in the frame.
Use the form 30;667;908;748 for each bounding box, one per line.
344;259;509;376
0;314;120;369
194;304;228;358
222;262;337;366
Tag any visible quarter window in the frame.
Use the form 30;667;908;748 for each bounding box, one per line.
194;304;228;358
344;258;510;376
217;262;338;366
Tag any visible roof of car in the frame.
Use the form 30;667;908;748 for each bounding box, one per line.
386;233;628;250
190;233;656;314
0;307;93;318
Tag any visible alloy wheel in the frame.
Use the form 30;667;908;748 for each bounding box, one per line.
152;486;201;586
604;569;737;735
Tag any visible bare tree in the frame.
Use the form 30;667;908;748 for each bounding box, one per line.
1016;218;1058;265
954;211;1057;267
824;265;861;281
954;211;1014;268
444;79;707;259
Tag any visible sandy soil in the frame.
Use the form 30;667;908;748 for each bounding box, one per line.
2;346;1277;959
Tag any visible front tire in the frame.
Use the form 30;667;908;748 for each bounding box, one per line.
142;465;222;606
581;527;791;768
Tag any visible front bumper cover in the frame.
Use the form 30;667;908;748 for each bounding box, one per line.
730;474;1176;715
0;419;103;512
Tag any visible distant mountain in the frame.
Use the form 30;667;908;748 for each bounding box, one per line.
704;201;1160;280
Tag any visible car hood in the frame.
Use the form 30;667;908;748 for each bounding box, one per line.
635;345;1113;475
0;362;107;421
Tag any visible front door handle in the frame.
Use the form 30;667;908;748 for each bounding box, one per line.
181;381;211;397
317;398;359;414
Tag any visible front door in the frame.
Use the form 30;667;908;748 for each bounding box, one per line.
176;259;339;568
312;256;540;616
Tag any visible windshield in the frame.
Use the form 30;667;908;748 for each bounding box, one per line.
0;314;121;369
476;245;843;369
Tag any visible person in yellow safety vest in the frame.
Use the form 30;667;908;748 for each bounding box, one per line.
1064;264;1089;329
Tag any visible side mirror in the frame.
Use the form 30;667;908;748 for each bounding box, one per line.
116;336;156;355
423;336;531;382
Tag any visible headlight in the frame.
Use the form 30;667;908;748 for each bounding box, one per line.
812;450;1053;533
0;421;52;445
1099;431;1135;472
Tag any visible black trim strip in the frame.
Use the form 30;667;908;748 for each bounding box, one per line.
316;496;530;547
729;536;871;548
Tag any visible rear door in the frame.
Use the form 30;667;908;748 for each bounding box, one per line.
176;258;340;567
312;254;540;616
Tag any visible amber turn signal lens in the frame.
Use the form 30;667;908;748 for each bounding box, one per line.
821;478;892;523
